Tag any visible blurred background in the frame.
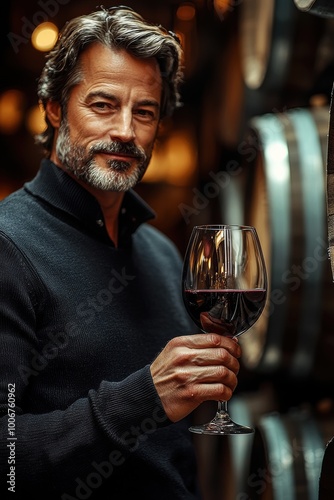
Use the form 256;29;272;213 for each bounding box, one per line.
2;0;334;498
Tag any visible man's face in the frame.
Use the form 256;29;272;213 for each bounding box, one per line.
52;43;162;192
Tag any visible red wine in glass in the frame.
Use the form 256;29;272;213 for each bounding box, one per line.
182;225;267;435
183;289;267;337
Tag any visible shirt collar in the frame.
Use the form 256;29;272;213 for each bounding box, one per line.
24;159;156;244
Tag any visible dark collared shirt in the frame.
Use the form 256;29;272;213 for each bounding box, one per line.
25;158;156;246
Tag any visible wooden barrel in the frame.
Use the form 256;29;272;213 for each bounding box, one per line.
239;106;334;384
246;409;334;500
326;83;334;282
217;0;326;148
239;0;295;91
294;0;334;17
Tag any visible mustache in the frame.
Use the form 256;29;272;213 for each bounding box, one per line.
90;141;146;161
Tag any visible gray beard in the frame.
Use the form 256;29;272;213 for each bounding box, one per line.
55;123;151;192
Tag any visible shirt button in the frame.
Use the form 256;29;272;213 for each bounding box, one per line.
96;219;104;227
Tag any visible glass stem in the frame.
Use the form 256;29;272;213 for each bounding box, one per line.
217;400;230;419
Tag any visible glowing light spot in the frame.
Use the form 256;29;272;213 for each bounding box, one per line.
31;22;58;52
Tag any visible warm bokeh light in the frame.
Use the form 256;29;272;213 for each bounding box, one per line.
174;3;197;78
31;22;59;52
176;3;196;21
213;0;233;18
143;129;197;186
25;104;46;136
0;89;25;134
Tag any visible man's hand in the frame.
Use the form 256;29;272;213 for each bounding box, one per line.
150;333;241;422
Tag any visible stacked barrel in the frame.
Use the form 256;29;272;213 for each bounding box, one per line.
202;1;334;499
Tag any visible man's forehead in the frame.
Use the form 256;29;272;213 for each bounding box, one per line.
80;44;161;83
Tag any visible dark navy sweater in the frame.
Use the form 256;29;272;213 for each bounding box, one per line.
0;159;200;499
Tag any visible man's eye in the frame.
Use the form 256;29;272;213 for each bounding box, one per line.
93;102;109;109
91;101;117;111
136;109;155;118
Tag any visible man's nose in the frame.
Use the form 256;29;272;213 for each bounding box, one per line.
109;109;135;142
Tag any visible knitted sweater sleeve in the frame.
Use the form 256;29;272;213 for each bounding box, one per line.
0;233;171;496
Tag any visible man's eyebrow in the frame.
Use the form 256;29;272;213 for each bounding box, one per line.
86;91;160;109
86;91;119;102
136;99;160;110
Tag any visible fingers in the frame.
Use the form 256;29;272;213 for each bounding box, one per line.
150;333;242;422
169;333;241;358
192;381;236;403
163;334;240;378
182;364;238;393
190;346;240;375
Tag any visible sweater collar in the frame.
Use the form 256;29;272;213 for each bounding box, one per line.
24;159;155;243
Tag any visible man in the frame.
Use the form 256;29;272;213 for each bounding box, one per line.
0;6;240;499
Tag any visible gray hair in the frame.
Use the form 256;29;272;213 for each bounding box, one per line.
35;5;183;155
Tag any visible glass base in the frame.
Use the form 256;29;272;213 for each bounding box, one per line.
189;410;254;435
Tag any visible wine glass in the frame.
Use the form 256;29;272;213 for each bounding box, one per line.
182;224;267;435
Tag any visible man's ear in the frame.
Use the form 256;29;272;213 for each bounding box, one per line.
45;101;62;128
